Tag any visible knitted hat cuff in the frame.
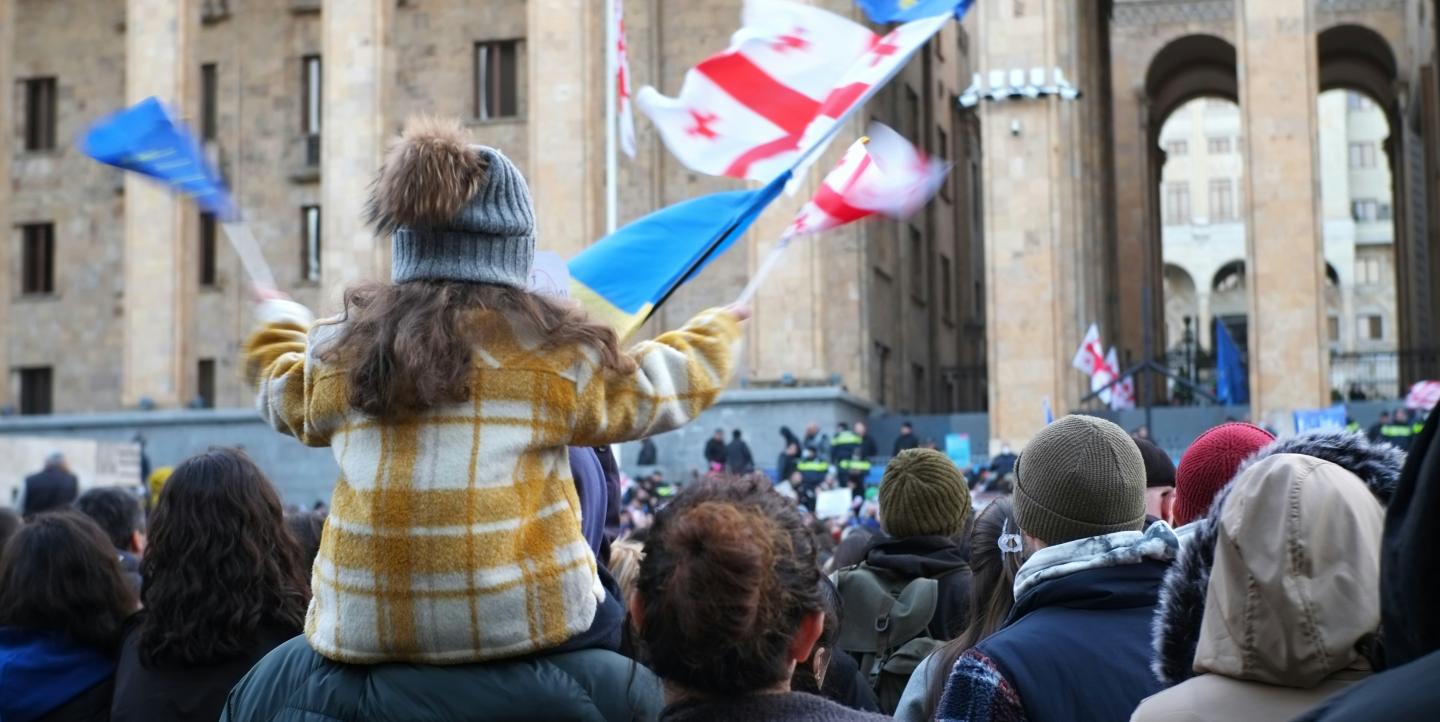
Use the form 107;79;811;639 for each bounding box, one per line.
391;228;534;287
1014;474;1146;545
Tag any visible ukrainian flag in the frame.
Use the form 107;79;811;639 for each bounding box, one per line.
569;171;791;340
855;0;971;23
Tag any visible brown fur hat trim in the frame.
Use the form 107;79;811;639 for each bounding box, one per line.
366;116;489;235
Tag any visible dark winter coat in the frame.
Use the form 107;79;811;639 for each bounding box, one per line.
220;636;663;722
1149;430;1403;688
660;692;889;722
892;433;920;455
936;524;1178;722
110;617;296;722
863;536;973;640
725;439;754;474
777;450;800;482
636;438;658;466
703;437;727;467
1294;412;1440;722
20;467;79;517
0;627;113;722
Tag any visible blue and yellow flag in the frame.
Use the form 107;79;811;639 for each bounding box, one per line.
855;0;972;23
570;171;791;340
81;97;233;218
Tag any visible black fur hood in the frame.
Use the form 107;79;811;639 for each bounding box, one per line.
1150;430;1404;687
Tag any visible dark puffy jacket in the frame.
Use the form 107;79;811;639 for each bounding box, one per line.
21;467;79;517
220;636;663;722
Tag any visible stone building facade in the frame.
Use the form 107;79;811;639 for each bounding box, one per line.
0;0;988;418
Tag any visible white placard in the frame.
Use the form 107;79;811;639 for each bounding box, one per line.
528;251;571;299
815;488;853;520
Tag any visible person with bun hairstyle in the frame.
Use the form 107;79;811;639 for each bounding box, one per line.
632;476;888;722
243;116;746;666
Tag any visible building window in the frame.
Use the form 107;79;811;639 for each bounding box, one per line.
301;205;321;283
18;367;53;415
301;55;322;165
474;40;521;120
874;342;891;407
1356;257;1383;285
1163;139;1187;157
1164;183;1191;225
937;126;951;199
902;85;920;142
909;225;924;303
200;63;219;141
197;358;216;409
22;77;57;151
940;254;953;322
199;212;218;287
912;363;927;413
1352;199;1380;222
1360;314;1384;341
20;223;55;295
1208;179;1234;221
1327;316;1340;343
1206;136;1231;154
1348;142;1377;169
1347;92;1372;111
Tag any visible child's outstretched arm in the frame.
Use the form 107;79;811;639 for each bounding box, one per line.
243;293;338;447
570;306;746;447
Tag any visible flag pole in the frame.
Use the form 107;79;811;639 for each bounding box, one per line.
604;0;619;235
220;221;276;289
734;234;793;306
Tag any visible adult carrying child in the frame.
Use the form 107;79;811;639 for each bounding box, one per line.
243;117;747;665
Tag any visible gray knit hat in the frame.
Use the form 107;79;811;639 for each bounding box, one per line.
1013;415;1146;545
879;449;971;539
367;117;534;287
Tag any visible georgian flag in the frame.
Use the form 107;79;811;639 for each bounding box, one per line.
1107;347;1137;411
1406;380;1440;411
785;122;946;238
1072;324;1105;377
613;0;637;158
636;0;951;182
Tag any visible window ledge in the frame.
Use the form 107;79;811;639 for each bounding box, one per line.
15;293;59;302
289;0;321;14
290;166;320;184
466;115;527;128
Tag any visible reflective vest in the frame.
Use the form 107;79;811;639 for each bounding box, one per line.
1381;424;1414;439
1346;421;1361;433
796;459;829;474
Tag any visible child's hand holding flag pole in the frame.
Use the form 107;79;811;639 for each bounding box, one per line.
734;122;947;306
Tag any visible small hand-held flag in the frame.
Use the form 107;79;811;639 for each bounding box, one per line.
855;0;974;24
82;97;275;287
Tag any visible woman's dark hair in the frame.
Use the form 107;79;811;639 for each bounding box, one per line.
137;448;309;666
75;486;145;550
0;506;21;551
0;511;137;651
320;280;635;418
636;476;821;696
284;510;325;587
924;498;1022;718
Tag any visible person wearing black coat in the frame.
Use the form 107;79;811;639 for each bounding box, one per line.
892;422;920;456
703;429;727;471
725;430;754;475
19;453;79;518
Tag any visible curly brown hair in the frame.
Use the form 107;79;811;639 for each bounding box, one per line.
318;280;635;418
0;511;137;652
137;448;309;666
635;475;822;696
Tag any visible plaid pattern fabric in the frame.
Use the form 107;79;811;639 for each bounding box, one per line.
245;299;739;664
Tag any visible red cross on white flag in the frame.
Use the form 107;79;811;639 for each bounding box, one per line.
785;122;947;239
636;0;952;182
613;0;637;158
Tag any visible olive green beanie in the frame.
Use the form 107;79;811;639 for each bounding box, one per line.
1013;415;1146;545
878;449;971;538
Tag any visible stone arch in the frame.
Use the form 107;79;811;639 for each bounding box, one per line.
1162;264;1199;350
1318;24;1399;113
1145;35;1239;129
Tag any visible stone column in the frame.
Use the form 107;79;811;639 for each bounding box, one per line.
0;0;11;409
320;0;392;308
527;0;604;257
122;0;194;408
1236;0;1328;427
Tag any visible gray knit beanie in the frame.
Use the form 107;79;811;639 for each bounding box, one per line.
878;449;971;539
1013;415;1146;545
367;117;534;287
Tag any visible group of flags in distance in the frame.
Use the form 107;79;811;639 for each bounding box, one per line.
1072;324;1137;412
81;0;975;342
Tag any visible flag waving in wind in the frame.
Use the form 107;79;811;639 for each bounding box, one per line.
612;0;637;158
637;0;956;182
856;0;974;24
82;97;232;217
786;122;946;238
1072;323;1105;377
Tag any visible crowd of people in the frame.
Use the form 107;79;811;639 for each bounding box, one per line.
1;117;1437;722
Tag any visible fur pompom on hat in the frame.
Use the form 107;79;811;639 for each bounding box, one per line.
878;449;971;539
367;116;535;287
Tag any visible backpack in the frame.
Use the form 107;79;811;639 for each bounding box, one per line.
832;564;943;715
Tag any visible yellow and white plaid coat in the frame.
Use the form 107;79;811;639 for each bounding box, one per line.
245;299;739;664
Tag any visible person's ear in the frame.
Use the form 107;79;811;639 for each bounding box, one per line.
130;530;147;556
789;609;826;663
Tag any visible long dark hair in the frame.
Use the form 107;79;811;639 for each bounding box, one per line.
137;448;309;666
319;280;635;418
636;476;822;697
924;498;1023;718
0;511;137;651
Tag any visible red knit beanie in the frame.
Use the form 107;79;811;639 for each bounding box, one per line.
1173;422;1275;526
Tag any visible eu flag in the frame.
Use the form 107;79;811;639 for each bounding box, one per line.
855;0;973;23
81;97;233;218
1214;317;1249;404
569;171;791;340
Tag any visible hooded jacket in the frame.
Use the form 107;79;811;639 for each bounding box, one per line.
1294;411;1440;721
1148;430;1402;688
863;536;973;640
0;627;114;722
1132;453;1385;721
